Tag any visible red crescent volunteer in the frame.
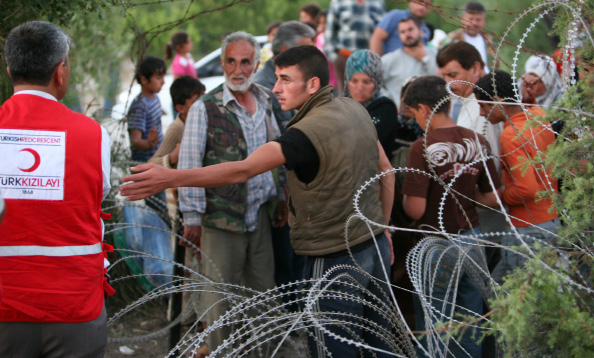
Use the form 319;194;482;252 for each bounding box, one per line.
0;91;114;322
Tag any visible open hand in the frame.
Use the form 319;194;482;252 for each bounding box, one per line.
120;163;172;201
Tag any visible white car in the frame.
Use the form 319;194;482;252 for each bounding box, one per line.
110;36;268;131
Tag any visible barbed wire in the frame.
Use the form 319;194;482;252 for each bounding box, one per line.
98;0;593;357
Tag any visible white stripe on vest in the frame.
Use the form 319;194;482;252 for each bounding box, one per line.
0;242;102;257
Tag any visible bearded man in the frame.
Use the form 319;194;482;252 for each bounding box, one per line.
177;31;286;354
381;17;437;107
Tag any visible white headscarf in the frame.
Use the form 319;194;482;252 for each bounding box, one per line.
524;54;564;106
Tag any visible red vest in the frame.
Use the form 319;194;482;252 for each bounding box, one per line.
0;94;108;323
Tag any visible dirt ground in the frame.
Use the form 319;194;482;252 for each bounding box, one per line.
105;301;172;358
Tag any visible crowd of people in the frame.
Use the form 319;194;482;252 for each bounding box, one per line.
0;0;582;357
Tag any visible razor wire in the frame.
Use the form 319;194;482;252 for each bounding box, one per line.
95;1;592;356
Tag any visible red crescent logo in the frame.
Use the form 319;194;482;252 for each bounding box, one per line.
19;148;41;172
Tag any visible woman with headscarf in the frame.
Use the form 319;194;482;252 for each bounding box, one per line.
344;49;399;162
520;54;564;107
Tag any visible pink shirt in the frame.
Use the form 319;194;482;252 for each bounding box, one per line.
316;33;337;88
171;53;197;78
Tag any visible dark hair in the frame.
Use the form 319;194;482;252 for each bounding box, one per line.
398;16;422;30
274;45;329;87
304;22;317;34
403;75;451;115
300;3;321;20
266;21;283;35
272;21;316;57
400;76;419;99
473;70;516;102
317;10;327;22
165;30;190;61
437;41;484;70
465;1;486;13
5;21;70;86
135;56;166;84
170;76;205;106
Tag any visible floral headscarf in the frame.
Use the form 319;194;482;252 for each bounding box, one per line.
524;54;564;106
343;49;384;106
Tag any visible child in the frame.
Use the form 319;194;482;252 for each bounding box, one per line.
315;11;338;89
148;76;206;354
259;21;282;67
165;30;197;79
127;55;166;163
401;76;500;358
474;70;559;279
149;76;205;170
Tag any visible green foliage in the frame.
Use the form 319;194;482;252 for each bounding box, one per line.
488;249;594;357
546;79;594;240
0;0;123;104
123;0;331;59
481;1;594;356
430;0;557;72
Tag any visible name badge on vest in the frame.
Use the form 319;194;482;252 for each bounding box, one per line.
0;129;66;200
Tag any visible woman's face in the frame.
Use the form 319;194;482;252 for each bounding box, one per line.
348;72;375;104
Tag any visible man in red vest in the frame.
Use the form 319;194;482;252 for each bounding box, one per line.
0;21;113;357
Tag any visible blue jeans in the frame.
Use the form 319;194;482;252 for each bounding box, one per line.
496;219;560;279
300;234;394;358
415;228;485;358
272;224;304;312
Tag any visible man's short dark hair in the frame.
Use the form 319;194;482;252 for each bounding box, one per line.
274;45;329;87
135;56;166;84
266;21;283;35
300;3;322;19
5;21;70;86
398;16;422;30
403;75;451;115
437;41;485;70
473;70;517;102
465;1;485;13
170;76;205;106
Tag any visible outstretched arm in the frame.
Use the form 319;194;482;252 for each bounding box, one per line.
120;141;286;201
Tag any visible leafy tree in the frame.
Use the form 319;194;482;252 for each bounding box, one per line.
0;0;123;103
479;1;594;356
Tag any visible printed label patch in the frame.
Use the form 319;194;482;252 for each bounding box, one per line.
0;129;66;200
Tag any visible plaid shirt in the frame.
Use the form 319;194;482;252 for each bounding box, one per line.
178;84;280;231
324;0;385;62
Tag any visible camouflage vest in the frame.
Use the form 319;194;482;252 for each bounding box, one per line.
201;84;276;233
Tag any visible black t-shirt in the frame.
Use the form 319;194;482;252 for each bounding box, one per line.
274;128;319;184
366;96;398;162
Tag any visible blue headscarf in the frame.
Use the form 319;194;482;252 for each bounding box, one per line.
343;49;384;106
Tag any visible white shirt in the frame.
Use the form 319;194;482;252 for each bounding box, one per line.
457;93;503;175
381;46;437;107
464;33;490;73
